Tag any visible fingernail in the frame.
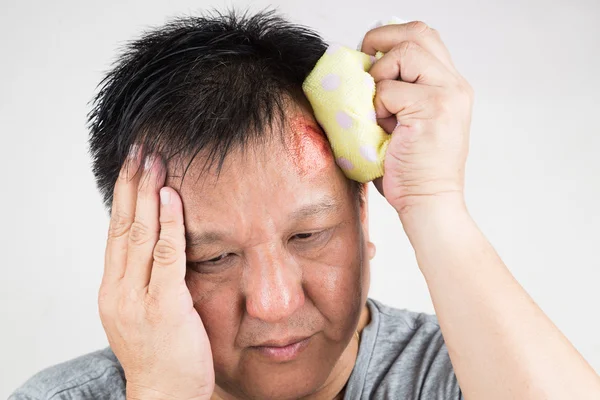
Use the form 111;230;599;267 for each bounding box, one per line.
160;188;170;205
128;143;138;160
144;154;154;170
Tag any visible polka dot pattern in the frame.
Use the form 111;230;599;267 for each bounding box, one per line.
360;145;378;162
321;74;341;91
336;157;354;170
302;39;394;182
335;110;353;129
367;109;377;123
364;74;375;90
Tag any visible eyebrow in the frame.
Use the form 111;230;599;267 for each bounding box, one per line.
185;230;224;249
288;196;339;221
185;196;341;249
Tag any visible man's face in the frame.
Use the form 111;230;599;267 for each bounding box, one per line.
166;101;371;399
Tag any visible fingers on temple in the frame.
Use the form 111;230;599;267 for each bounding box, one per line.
361;21;456;72
368;41;453;87
104;145;143;284
148;186;187;296
122;154;166;289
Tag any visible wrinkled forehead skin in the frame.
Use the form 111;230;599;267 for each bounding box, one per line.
164;98;354;231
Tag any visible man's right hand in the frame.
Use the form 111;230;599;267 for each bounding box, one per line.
98;146;214;400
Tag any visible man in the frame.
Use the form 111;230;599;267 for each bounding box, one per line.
11;8;600;400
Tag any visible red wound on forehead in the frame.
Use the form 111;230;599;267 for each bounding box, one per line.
287;117;333;176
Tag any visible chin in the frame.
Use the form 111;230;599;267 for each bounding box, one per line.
216;334;343;400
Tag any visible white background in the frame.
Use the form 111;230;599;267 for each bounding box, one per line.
1;0;599;397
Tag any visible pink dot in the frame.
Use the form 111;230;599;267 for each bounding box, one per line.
367;109;377;122
370;55;377;65
335;110;353;129
321;74;341;91
326;43;342;54
336;157;354;170
364;74;375;90
360;145;378;162
358;57;366;69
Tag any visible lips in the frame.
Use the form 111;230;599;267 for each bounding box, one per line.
252;335;313;362
256;335;311;348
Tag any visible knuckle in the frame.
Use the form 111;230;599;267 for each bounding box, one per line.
143;292;164;324
431;90;452;116
153;238;180;265
375;79;391;93
97;287;112;317
97;283;111;304
115;289;138;319
128;221;155;246
450;79;474;108
361;29;376;50
394;41;418;58
375;80;395;103
462;79;475;101
108;212;131;239
406;20;431;35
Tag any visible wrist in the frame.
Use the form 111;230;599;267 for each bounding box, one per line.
396;192;473;247
396;191;467;225
126;383;211;400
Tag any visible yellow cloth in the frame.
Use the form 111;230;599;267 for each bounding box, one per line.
302;18;405;182
302;47;386;182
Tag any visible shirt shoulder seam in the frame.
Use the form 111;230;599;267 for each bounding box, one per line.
45;365;123;399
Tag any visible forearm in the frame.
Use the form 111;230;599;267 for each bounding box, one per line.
400;196;600;400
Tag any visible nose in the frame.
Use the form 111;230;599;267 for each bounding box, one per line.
243;243;305;322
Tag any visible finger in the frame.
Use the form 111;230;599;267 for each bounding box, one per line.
103;144;142;284
373;79;441;122
361;21;456;72
372;178;385;196
148;186;187;296
369;41;454;87
376;115;399;134
123;154;166;289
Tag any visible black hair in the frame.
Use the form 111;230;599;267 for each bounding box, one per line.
87;7;363;213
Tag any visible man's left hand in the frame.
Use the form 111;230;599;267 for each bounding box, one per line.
363;21;474;217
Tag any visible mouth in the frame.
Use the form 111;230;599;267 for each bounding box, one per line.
251;335;313;362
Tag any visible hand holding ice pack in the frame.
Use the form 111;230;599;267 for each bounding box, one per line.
302;17;406;183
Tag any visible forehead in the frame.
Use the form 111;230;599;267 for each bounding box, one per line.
286;115;333;176
164;106;351;228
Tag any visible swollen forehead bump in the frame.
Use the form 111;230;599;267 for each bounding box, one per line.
286;116;333;176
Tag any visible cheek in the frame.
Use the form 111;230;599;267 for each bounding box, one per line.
185;273;242;364
303;229;364;337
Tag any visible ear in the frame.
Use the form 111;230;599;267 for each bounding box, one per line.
359;183;377;260
359;182;369;226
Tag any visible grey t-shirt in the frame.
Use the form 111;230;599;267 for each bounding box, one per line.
10;298;463;399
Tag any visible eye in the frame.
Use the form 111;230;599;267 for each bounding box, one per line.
288;228;335;257
294;232;315;240
290;229;331;243
188;253;233;269
204;253;231;264
187;252;235;274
